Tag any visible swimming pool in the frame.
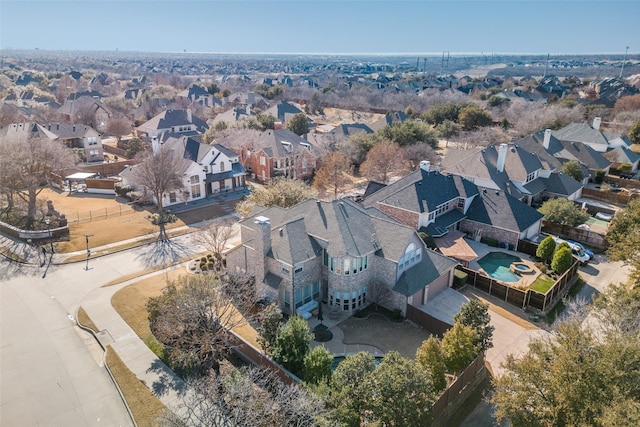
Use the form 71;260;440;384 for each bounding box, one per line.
476;252;522;283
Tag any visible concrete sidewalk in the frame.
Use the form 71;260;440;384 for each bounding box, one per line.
80;265;193;417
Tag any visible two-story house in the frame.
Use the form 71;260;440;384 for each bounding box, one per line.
229;128;319;183
43;122;104;163
362;162;544;252
120;135;246;209
176;85;222;109
442;141;585;206
226;198;458;318
135;109;209;141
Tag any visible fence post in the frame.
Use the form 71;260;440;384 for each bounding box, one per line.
105;207;107;219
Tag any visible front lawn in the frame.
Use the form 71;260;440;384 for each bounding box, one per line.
529;274;555;294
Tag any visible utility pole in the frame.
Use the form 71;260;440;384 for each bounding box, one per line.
84;234;94;271
620;46;630;78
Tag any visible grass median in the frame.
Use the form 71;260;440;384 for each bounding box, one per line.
76;306;168;426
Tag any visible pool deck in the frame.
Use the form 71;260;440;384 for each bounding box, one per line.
466;239;540;289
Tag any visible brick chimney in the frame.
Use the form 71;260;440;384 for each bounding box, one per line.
496;143;507;173
543;129;551;149
274;122;283;130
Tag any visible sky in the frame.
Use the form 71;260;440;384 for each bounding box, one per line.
0;0;637;55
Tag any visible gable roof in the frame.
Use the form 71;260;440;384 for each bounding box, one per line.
363;168;479;213
370;111;409;131
393;250;458;296
603;146;640;166
139;109;208;134
465;187;543;232
553;122;610;148
240;198;416;261
539;172;583;196
254;129;316;159
263;101;303;122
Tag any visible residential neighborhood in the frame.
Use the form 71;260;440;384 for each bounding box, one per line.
1;45;640;427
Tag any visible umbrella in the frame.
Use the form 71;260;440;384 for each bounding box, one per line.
317;300;323;325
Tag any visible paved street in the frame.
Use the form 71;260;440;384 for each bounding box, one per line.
0;230;211;426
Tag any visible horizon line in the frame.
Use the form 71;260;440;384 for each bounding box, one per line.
1;48;635;57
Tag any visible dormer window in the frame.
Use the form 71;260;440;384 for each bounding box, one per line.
525;171;537;183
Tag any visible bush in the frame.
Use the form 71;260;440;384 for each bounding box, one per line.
594;169;606;184
453;269;468;287
114;182;133;198
391;308;403;320
481;237;499;247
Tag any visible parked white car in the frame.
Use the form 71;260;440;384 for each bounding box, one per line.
595;211;613;221
553;236;590;264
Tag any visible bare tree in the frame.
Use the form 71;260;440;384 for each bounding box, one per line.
146;273;249;374
193;219;237;270
0;133;76;227
0;104;20;129
105;116;132;142
128;144;185;240
312;151;352;199
360;141;408;184
369;280;394;312
403;143;439;171
161;366;329;427
73;97;98;128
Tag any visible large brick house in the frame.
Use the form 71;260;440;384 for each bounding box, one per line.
232;128;319;183
135;108;209;140
362;162;544;251
225;198;458;318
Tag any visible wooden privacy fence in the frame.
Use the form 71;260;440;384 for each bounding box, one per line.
542;222;607;250
457;260;579;313
431;352;487;424
582;187;639;205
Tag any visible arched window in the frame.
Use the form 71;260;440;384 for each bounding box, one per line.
400;243;421;269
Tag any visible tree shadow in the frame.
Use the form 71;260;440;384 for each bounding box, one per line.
146;358;189;398
135;239;192;269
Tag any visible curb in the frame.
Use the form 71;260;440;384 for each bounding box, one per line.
75;308;138;427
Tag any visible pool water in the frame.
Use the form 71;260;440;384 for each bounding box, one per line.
476;252;522;283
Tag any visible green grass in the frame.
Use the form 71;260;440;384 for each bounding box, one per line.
529;274;555;294
144;334;166;360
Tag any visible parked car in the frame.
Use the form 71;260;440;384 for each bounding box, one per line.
595;211;613;221
566;240;594;260
553;236;590;264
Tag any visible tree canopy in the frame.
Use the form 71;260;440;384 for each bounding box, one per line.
285;112;310;136
312;151;352;199
454;299;494;353
146;274;247;374
360;140;407;184
606;199;640;286
458;105;493;130
235;177;316;219
561;160;585;182
538;198;589;227
551;244;574;274
536;235;556;263
379;121;439;148
629;117;640;144
271;315;312;378
492;284;640;426
0;134;76;227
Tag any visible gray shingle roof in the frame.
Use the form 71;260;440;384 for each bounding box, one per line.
603;146;640;165
140;109;208;133
539;173;583;197
553;122;609;147
363;169;478;213
465;187;543;233
393;250;458;296
254;129;316;159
